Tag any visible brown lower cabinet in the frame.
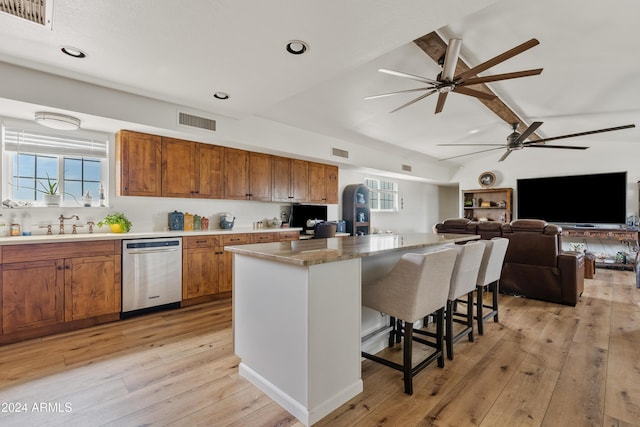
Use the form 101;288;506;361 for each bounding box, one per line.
182;231;300;304
0;232;300;343
0;241;121;343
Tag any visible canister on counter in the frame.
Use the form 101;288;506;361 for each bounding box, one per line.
183;212;194;231
201;217;209;230
193;214;201;230
168;211;184;230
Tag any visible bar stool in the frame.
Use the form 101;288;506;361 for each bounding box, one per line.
475;237;509;335
361;248;457;395
445;241;485;360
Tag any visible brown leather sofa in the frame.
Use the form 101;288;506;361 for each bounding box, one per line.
435;218;584;306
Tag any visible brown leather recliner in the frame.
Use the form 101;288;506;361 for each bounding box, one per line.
500;219;584;306
435;218;503;240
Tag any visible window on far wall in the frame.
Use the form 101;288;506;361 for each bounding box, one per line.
2;121;109;206
365;177;399;212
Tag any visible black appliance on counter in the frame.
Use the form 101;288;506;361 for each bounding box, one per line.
290;204;328;233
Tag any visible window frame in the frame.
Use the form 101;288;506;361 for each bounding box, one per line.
1;118;110;207
365;177;399;212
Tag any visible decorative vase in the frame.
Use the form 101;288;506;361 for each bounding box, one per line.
43;194;62;206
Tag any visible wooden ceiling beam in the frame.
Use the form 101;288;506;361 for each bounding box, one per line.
413;31;541;141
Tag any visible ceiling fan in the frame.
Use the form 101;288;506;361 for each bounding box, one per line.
438;122;636;162
365;38;543;114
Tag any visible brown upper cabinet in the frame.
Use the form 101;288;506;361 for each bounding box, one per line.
117;130;336;204
162;138;223;198
308;162;339;204
116;130;162;196
272;156;309;203
224;148;272;201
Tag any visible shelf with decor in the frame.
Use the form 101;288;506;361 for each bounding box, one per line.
462;187;513;223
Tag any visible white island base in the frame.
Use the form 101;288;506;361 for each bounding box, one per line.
233;254;363;426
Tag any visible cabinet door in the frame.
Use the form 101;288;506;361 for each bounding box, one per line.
308;162;327;204
117;130;162;196
183;248;219;299
249;152;272;201
224;148;249;200
218;248;233;293
197;143;224;199
290;159;309;203
271;156;292;202
325;165;339;204
2;260;65;334
66;255;120;321
162;137;196;198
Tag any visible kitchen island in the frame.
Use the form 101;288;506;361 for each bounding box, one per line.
226;232;479;426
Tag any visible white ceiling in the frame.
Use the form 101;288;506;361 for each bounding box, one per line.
0;0;638;166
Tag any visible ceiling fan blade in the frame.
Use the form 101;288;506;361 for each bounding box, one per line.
533;124;636;144
498;150;513;162
525;144;589;150
453;86;496;101
389;89;438;113
378;68;439;85
455;38;540;82
437;143;506;146
513;121;543;145
364;87;433;100
441;38;462;82
434;92;448;114
439;146;505;161
457;68;543;86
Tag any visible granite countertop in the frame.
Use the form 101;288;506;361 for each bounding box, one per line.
0;227;302;246
225;232;480;266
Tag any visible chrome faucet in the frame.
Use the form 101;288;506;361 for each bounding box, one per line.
58;214;80;234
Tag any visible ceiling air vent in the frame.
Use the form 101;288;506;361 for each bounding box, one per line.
178;112;216;132
332;147;349;159
402;164;412;172
0;0;52;28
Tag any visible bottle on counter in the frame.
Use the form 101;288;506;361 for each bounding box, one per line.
9;214;20;236
21;211;31;236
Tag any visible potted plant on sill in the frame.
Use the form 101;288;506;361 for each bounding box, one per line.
97;212;132;233
39;175;62;206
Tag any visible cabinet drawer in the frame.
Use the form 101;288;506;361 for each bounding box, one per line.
251;233;277;243
2;240;118;264
183;235;219;249
278;231;300;241
221;234;249;245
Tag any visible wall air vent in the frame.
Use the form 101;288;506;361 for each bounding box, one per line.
0;0;53;28
331;147;349;159
178;112;216;132
402;164;412;172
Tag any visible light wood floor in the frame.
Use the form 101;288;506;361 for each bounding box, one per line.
0;269;639;426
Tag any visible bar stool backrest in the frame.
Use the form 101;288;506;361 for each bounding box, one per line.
448;241;485;301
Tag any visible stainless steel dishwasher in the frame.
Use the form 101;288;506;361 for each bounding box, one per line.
122;237;182;315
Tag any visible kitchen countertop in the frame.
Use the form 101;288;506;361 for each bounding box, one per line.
0;227;302;245
225;232;480;266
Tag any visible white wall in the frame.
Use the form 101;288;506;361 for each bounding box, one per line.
450;144;640;220
339;168;441;234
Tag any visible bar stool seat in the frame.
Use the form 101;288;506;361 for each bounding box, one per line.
445;241;485;360
361;248;457;395
475;237;509;335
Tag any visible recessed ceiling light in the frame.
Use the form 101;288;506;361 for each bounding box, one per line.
35;112;81;130
213;92;230;100
61;46;86;58
286;40;309;55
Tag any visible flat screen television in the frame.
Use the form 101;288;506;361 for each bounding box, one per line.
290;204;328;229
517;171;627;226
